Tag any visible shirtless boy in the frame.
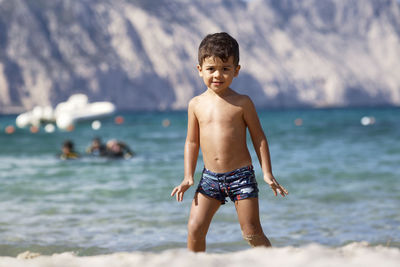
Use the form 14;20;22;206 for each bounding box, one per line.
171;32;288;252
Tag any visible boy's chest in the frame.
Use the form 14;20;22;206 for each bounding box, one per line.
196;101;244;126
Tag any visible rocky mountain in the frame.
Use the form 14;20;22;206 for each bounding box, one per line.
0;0;399;113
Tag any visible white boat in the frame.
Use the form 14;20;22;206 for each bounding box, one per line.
16;94;116;130
16;105;54;128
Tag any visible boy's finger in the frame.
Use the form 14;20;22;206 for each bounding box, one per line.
279;189;285;197
283;187;289;195
276;187;282;195
280;185;289;195
171;187;178;197
269;184;277;196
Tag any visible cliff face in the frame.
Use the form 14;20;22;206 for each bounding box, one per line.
0;0;399;113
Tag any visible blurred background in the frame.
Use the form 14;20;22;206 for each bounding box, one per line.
0;0;400;113
0;0;399;257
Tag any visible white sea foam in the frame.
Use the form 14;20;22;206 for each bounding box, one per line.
0;243;399;267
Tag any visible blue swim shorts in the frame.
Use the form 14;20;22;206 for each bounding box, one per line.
196;165;259;204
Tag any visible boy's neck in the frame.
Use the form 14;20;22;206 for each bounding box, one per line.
206;87;233;97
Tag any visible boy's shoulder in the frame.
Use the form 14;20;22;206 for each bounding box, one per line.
225;90;255;108
230;90;253;103
187;91;210;107
187;94;202;108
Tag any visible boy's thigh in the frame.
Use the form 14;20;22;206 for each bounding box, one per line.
188;193;221;228
234;198;262;229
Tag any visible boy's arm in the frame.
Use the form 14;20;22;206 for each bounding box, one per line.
171;99;200;202
243;97;288;197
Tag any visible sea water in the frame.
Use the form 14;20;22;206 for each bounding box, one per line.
0;108;399;262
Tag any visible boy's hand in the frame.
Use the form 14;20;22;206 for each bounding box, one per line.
171;179;194;202
264;174;288;197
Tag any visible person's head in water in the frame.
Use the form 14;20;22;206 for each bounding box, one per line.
62;140;74;154
91;137;102;149
107;139;122;154
60;140;79;160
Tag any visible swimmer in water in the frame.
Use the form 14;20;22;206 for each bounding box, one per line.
86;137;107;157
59;140;79;160
105;139;134;159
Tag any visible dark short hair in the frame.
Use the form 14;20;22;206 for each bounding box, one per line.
63;140;74;149
198;32;239;66
93;137;102;143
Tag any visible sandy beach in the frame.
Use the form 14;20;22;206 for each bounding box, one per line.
0;243;399;267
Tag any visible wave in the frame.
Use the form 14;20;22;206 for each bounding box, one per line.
0;242;399;267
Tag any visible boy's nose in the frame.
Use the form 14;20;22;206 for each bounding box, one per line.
213;70;222;78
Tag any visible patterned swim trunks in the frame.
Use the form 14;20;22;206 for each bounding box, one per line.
196;165;259;204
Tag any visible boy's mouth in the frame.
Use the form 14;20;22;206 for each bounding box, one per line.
212;81;224;85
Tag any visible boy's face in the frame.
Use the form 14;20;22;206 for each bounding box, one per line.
197;56;240;93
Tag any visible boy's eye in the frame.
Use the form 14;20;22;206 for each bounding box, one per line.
224;68;230;71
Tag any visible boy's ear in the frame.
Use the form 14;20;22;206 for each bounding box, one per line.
197;64;203;77
234;65;241;77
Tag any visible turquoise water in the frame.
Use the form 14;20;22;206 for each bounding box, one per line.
0;108;399;256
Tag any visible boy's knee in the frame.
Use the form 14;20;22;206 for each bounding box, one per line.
187;220;207;239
